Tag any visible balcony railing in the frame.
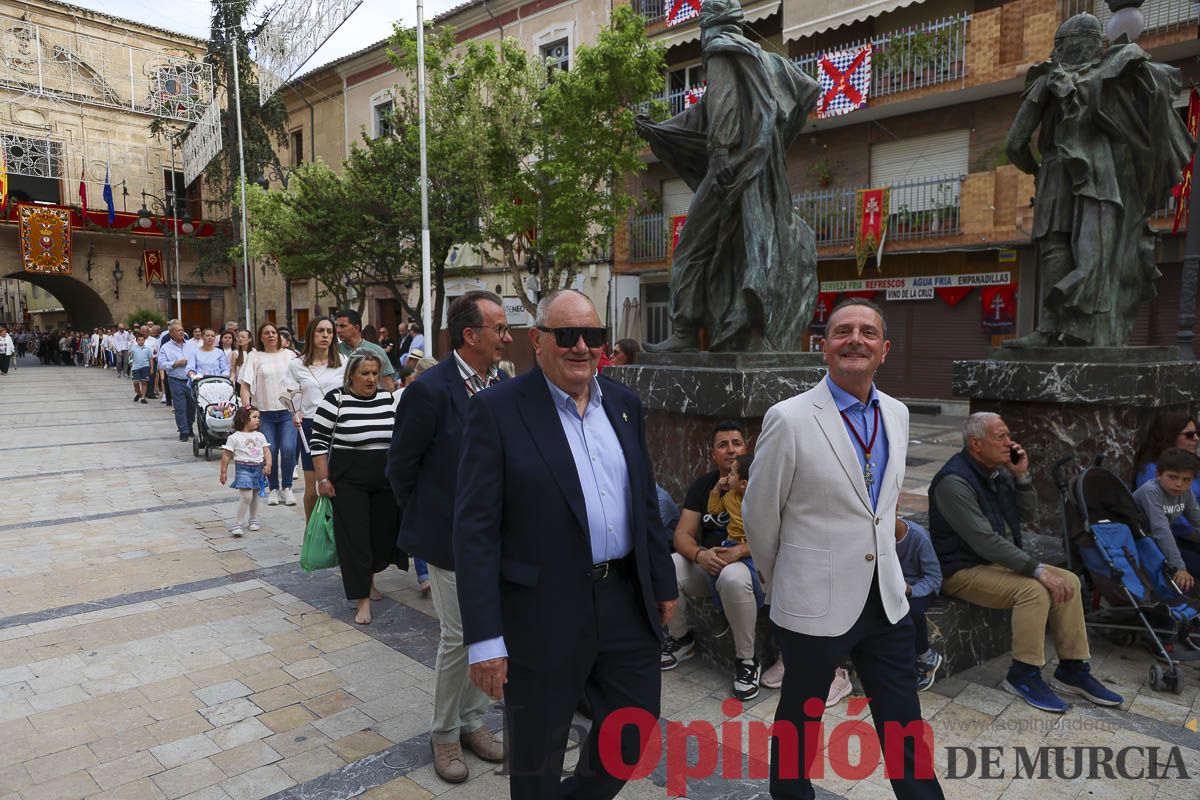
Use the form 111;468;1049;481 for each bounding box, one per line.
793;174;964;248
637;0;667;25
1061;0;1200;35
629;212;668;262
793;14;971;100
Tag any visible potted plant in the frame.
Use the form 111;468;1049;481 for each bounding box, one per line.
807;158;840;189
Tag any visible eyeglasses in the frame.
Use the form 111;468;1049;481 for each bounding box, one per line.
537;326;607;348
1181;430;1199;440
472;324;512;338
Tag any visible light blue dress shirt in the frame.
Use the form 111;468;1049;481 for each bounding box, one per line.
188;347;229;378
826;375;889;510
158;339;194;380
468;375;634;666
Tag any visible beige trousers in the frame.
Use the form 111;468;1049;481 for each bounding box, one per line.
667;552;758;660
942;563;1090;667
428;564;492;743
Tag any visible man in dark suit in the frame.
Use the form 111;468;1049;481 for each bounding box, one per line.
455;289;678;800
387;290;513;783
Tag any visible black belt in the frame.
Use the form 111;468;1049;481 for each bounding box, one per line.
587;556;632;582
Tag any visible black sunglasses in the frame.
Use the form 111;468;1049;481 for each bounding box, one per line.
537;326;607;348
1182;430;1199;440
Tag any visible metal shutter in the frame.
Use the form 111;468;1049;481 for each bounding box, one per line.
874;293;991;400
870;130;970;212
663;178;694;219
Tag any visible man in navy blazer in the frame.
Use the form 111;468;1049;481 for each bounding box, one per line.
387;290;512;783
455;289;678;800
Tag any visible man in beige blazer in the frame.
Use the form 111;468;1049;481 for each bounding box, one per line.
744;299;943;800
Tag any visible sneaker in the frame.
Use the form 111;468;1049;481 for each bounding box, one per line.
248;519;261;532
267;490;280;506
1002;665;1069;713
826;667;853;707
431;740;468;783
760;657;785;689
230;525;244;538
178;433;189;442
140;398;148;404
1049;662;1123;707
660;632;696;670
916;650;943;692
733;658;761;701
133;394;139;402
280;488;297;506
161;396;169;404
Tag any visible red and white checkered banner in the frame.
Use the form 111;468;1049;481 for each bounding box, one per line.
666;0;701;27
817;44;872;119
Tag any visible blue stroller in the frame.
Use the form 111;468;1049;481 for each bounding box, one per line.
1052;458;1200;695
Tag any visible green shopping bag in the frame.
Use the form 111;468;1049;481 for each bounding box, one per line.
300;496;338;571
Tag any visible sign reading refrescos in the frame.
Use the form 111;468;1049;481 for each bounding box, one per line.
821;272;1012;293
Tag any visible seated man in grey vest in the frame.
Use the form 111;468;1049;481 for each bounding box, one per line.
929;412;1122;714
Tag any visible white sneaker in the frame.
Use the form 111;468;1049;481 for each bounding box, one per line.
760;657;786;689
267;490;280;506
248;519;261;531
230;525;244;538
281;488;297;506
826;667;853;707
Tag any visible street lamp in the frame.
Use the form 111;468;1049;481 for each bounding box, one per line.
1105;0;1145;43
112;261;123;300
256;164;293;331
139;190;195;320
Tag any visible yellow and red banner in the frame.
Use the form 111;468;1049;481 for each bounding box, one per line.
854;187;889;274
0;147;7;213
1173;87;1199;234
143;250;166;286
19;204;71;275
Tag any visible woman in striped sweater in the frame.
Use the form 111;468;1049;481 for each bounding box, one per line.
310;351;407;624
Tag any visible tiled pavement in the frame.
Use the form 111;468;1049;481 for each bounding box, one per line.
1;360;1198;800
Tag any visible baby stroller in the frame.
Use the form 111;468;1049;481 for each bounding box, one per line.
192;376;239;461
1053;457;1200;694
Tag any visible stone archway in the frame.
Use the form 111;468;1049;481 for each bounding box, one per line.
4;271;115;330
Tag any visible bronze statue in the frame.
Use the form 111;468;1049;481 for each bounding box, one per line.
1005;13;1193;348
636;0;819;352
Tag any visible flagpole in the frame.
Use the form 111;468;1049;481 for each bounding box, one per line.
416;0;433;354
231;38;252;329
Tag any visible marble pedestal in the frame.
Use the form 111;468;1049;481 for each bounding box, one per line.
953;346;1200;534
605;352;826;500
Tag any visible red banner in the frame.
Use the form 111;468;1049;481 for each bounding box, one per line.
810;291;837;334
855;187;889;274
143;250;166;286
1173;87;1199;233
670;215;687;254
935;286;973;306
981;284;1017;334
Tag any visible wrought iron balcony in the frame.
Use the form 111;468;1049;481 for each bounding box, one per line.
792;13;971;100
636;0;668;25
1060;0;1200;35
793;174;964;248
628;212;668;262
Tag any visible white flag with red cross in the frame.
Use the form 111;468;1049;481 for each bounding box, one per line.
816;44;872;119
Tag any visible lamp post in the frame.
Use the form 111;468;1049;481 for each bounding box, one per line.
137;191;195;320
112;261;123;300
256;165;293;333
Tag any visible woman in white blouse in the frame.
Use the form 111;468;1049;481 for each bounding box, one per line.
238;322;299;506
284;316;346;520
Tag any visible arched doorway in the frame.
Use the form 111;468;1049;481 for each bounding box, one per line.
3;271;115;331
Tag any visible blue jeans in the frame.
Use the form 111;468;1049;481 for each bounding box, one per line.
167;376;195;436
259;409;297;490
414;558;429;583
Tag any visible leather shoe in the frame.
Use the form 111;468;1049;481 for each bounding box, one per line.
460;726;505;763
431;740;468;783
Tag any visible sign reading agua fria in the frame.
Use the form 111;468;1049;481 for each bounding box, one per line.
19;204;72;275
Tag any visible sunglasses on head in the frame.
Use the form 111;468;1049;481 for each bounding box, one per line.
537;326;607;348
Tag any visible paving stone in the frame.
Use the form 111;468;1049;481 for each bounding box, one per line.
176;787;232;800
24;743;98;784
327;729;393;762
192;681;252;708
262;726;332;759
199;698;262;728
360;777;435;800
302;688;358;718
88;775;169;800
256;704;316;734
87;750;166;791
18;770;101;800
276;745;346;783
211;741;282;778
217;764;294;800
151;759;226;800
238;670;291;694
205;718;274;751
150;734;222;770
310;707;373;740
246;685;302;714
148;712;214;744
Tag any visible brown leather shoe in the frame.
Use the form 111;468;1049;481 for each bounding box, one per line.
460;726;505;763
431;740;468;783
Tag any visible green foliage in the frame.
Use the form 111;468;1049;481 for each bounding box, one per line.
124;308;167;328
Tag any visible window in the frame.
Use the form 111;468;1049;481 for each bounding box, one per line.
373;101;394;138
164;169;203;220
644;283;671;344
542;39;569;73
290;130;303;166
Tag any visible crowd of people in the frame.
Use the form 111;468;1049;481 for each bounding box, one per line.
20;292;1196;800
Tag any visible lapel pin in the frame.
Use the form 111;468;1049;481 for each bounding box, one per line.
622;412;629;422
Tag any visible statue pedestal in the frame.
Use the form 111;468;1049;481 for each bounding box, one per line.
606;352;826;500
953;346;1200;534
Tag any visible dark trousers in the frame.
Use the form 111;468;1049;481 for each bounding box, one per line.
906;594;933;657
329;449;399;600
163;371;172;403
0;353;9;374
771;580;944;800
167;377;195;436
503;561;660;800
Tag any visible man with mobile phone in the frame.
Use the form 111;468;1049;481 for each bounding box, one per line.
928;412;1123;714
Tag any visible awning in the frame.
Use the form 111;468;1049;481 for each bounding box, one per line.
656;0;781;49
783;0;928;43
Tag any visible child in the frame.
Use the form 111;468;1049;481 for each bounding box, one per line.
129;334;154;403
1133;447;1200;593
219;406;272;537
896;516;944;690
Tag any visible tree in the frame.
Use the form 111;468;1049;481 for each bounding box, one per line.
426;5;665;313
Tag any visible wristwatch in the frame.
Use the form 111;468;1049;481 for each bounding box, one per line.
317;478;330;486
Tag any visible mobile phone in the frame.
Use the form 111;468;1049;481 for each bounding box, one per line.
1010;445;1021;464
